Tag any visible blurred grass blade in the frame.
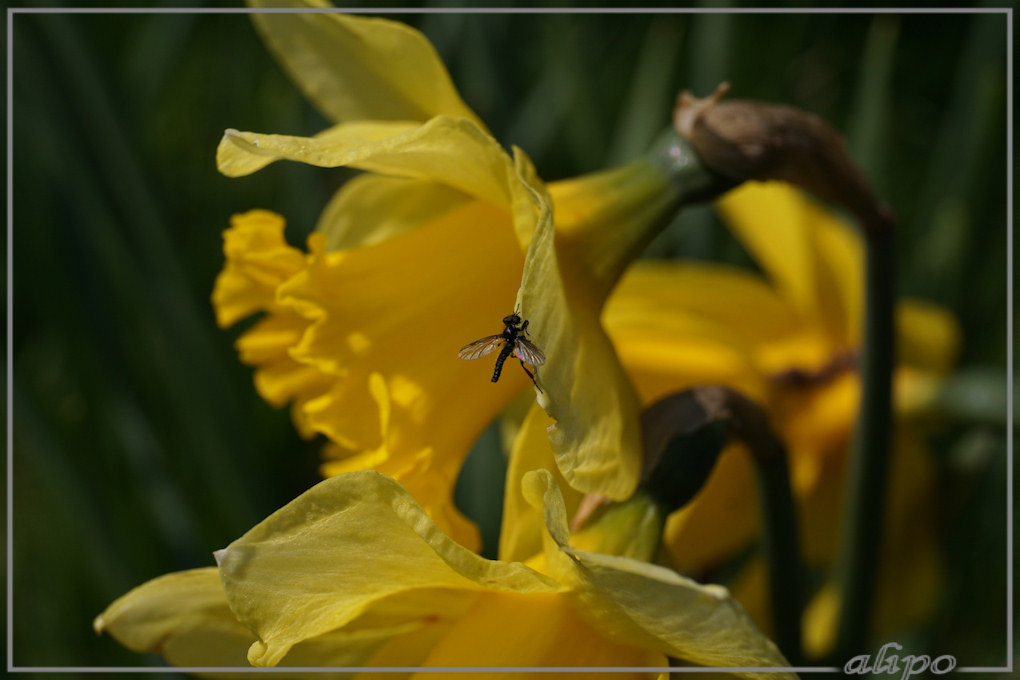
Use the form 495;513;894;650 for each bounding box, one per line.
606;16;684;166
846;15;899;191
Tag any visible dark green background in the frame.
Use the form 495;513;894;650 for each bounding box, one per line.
8;2;1012;675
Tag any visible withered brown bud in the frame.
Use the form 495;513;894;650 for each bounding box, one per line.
675;82;894;235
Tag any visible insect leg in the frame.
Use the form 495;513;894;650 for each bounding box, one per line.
519;360;542;392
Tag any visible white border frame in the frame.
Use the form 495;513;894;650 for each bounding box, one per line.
6;5;1013;676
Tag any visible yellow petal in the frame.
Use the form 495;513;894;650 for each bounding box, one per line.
520;173;644;501
800;431;944;659
549;158;677;302
811;205;864;345
605;261;774;405
94;568;255;667
217;470;563;667
498;402;582;564
283;620;437;670
412;591;666;678
662;444;760;573
522;470;795;679
873;430;943;633
95;568;458;672
315;174;473;251
248;0;484;129
896;299;962;372
217;119;411;177
217;118;515;215
356;613;455;669
610;261;804;349
316;372;480;551
716;181;854;347
276;199;522;542
237;313;331;410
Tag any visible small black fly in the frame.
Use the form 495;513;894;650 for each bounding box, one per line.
459;311;546;391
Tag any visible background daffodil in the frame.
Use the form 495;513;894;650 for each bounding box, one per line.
601;181;959;653
97;469;794;677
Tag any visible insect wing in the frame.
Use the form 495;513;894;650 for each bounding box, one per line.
513;338;546;366
458;335;504;360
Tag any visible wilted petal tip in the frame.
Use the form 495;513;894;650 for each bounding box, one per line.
673;82;731;137
213;548;227;566
536;391;551;410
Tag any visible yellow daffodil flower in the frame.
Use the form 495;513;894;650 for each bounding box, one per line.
96;469;794;677
213;2;708;550
213;4;552;553
596;181;959;654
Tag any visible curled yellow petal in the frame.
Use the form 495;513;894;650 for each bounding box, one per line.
520;153;727;501
498;402;582;565
217;118;514;213
248;0;484;129
94;568;255;668
522;470;794;679
94;568;457;671
519;170;644;501
217;470;563;667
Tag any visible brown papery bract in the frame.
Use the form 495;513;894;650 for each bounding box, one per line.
674;83;894;236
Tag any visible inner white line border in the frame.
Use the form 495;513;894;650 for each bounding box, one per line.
5;6;1017;14
5;4;1013;676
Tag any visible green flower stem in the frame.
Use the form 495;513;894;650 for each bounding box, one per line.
834;221;896;662
751;432;803;666
727;391;805;667
641;388;804;665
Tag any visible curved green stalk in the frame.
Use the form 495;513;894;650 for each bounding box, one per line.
834;223;896;662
